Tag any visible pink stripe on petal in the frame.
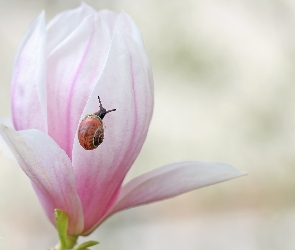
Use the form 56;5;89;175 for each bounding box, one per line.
0;125;84;235
73;30;153;234
11;12;47;132
47;15;110;158
96;161;245;229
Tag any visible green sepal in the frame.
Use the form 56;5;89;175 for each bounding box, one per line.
54;209;69;250
54;209;79;249
73;240;99;250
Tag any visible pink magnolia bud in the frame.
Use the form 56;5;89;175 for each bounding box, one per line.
1;3;243;236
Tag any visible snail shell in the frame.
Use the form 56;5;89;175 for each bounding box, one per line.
78;114;104;150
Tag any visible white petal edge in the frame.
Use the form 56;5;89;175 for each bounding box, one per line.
0;118;15;161
46;2;96;53
13;11;45;72
0;124;84;235
11;11;47;132
97;10;144;48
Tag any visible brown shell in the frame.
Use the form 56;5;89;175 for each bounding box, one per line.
78;114;104;150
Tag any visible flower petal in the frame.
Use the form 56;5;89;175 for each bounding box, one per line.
98;11;145;48
46;3;96;54
73;30;153;234
11;12;47;132
46;14;110;158
0;118;15;161
97;161;244;228
0;125;84;235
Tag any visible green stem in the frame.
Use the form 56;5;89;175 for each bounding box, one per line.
66;235;79;249
52;235;79;250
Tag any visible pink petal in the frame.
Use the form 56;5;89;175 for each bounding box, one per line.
46;3;96;54
73;30;153;234
11;12;47;132
46;14;110;158
98;11;145;48
97;161;244;228
0;125;84;235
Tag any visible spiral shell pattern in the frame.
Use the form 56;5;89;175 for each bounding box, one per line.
78;114;104;150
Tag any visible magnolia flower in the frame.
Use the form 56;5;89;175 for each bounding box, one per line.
0;3;243;240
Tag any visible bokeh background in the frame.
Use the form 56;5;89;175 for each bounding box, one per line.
1;0;295;249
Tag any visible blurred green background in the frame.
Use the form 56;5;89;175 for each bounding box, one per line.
1;0;295;249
